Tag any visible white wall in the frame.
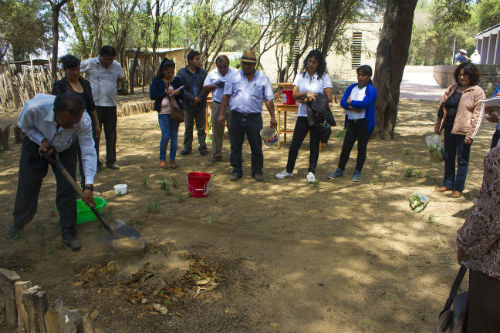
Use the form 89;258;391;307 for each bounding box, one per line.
260;22;382;83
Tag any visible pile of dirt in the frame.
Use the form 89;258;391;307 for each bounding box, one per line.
71;243;223;322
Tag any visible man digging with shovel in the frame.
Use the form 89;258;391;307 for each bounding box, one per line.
5;93;97;251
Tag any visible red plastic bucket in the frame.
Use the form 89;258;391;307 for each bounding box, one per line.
282;89;295;105
187;172;211;198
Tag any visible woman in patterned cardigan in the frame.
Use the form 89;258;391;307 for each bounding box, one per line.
457;147;500;332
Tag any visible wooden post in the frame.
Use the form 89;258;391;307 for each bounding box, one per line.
15;281;32;333
14;126;25;144
0;124;11;150
0;268;21;327
21;289;45;333
29;55;36;94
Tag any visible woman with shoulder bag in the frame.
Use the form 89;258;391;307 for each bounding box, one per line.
457;147;500;333
274;49;333;183
149;58;184;169
434;63;485;198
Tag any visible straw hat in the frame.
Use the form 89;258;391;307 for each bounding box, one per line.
241;49;257;63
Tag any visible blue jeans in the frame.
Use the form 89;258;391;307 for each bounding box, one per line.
158;114;179;161
443;130;471;192
230;111;263;176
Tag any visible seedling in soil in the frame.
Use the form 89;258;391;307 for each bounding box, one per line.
335;129;346;139
405;148;410;155
311;180;319;188
425;171;431;178
177;194;186;203
431;239;440;249
415;170;424;178
160;178;168;190
142;176;149;188
147;200;159;213
377;173;383;179
172;178;178;189
406;167;414;178
427;214;435;223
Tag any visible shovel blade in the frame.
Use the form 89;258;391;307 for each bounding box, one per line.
108;219;145;250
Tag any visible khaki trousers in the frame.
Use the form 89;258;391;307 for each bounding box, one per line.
211;101;231;159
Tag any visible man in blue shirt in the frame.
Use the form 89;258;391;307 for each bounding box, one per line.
5;94;97;251
219;49;277;181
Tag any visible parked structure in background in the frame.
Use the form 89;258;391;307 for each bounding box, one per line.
474;24;500;65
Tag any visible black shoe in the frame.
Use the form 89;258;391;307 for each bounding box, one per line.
5;225;21;239
254;173;264;182
64;237;81;251
230;173;242;181
211;156;222;163
199;148;209;156
107;163;120;170
179;149;192;156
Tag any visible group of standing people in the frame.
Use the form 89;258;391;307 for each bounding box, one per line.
151;48;378;183
150;49;276;182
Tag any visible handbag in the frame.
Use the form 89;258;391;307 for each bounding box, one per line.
168;95;184;123
434;265;468;333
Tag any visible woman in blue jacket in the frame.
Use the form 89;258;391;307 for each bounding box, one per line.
328;65;377;181
150;58;183;169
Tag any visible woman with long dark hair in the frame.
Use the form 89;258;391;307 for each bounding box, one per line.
149;58;184;169
434;62;484;198
52;55;100;188
275;49;333;183
328;65;377;182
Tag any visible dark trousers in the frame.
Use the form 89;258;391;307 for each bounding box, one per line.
96;106;117;165
183;105;207;151
466;270;500;333
12;137;77;240
443;130;471;192
286;116;320;173
490;129;500;149
338;119;371;172
230;111;263;176
77;118;98;187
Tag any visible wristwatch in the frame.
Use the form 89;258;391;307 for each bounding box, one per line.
83;184;94;192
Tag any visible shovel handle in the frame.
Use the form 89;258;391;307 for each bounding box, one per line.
42;152;114;235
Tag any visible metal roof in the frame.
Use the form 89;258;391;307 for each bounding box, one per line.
474;23;500;39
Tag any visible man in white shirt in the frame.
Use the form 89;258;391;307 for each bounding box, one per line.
81;45;124;170
6;94;97;251
203;55;236;162
219;49;277;182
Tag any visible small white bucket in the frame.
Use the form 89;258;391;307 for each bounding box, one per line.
114;184;128;195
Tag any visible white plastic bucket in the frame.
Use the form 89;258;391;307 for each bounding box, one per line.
114;184;128;195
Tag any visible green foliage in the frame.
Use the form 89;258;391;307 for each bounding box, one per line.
0;0;50;60
471;0;500;31
408;0;499;66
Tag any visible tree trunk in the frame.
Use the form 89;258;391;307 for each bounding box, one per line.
51;8;60;82
151;0;161;75
129;48;140;95
372;0;418;139
49;0;68;82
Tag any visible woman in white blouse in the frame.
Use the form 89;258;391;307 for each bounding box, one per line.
275;49;333;183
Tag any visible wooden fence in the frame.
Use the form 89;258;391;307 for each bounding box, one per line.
0;267;101;333
0;63;61;111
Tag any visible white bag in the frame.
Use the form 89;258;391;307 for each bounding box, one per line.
425;134;444;162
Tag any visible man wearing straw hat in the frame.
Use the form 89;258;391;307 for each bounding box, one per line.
219;48;277;182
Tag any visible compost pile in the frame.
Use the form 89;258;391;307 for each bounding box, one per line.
72;244;223;318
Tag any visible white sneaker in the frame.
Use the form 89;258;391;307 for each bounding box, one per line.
306;172;316;183
275;169;293;179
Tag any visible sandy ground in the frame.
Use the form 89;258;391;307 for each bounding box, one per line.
0;92;496;332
